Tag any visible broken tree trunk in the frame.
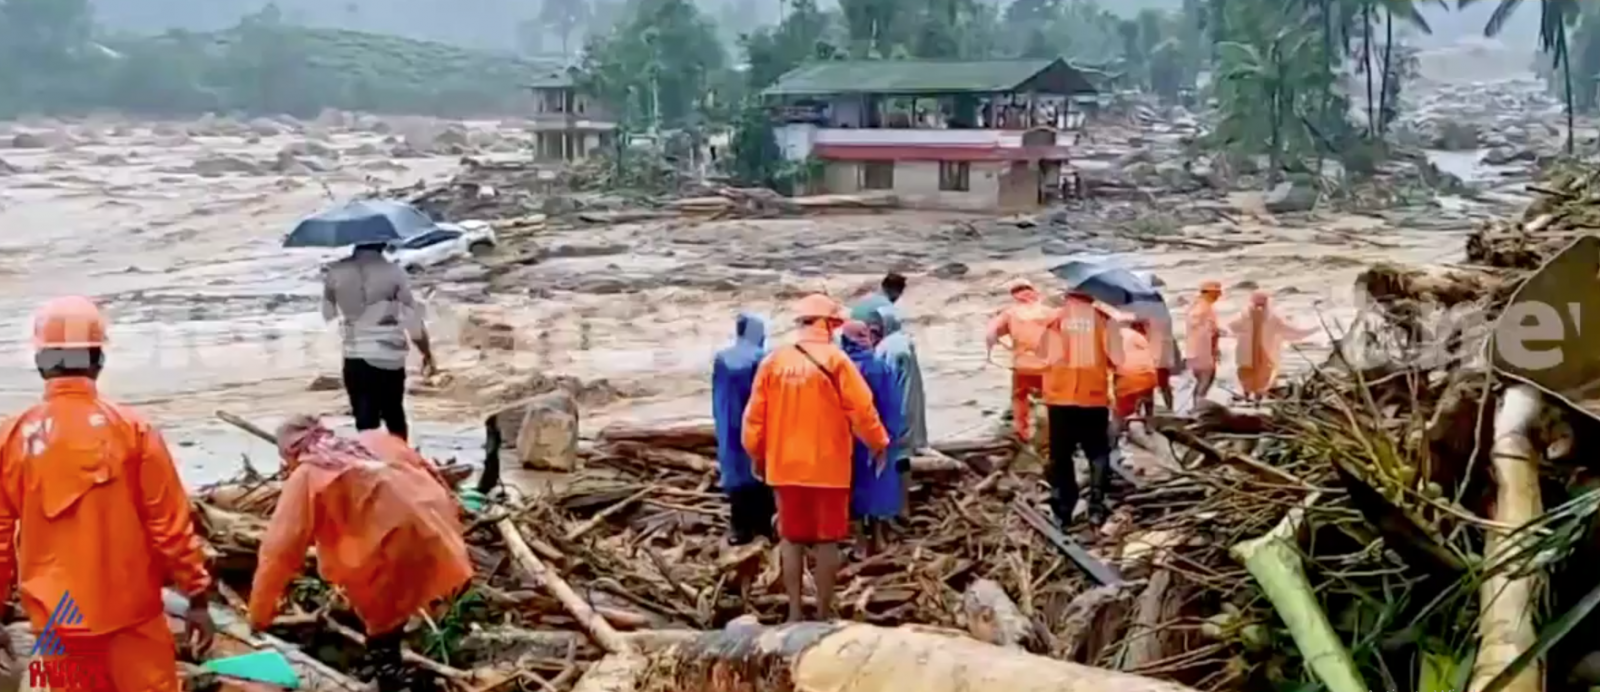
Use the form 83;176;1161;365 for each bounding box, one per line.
497;518;635;656
575;621;1203;692
1231;494;1366;692
1470;384;1544;692
962;579;1037;651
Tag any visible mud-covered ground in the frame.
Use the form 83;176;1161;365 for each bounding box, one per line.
0;104;1520;484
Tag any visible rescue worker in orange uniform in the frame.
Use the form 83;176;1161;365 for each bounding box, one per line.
1229;291;1315;404
0;296;215;691
1040;288;1120;527
250;415;473;689
1186;281;1225;408
1113;321;1159;429
743;294;890;622
985;278;1054;443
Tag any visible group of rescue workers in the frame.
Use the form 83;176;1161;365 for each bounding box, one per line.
0;267;1312;689
0;296;468;690
713;273;1313;622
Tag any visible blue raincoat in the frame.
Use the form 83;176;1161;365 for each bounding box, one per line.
843;337;904;519
712;313;767;491
875;308;928;462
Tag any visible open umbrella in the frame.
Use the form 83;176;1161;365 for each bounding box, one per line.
1048;260;1162;306
1049;259;1181;366
283;199;436;249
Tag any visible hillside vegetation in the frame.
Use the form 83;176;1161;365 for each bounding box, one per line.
0;0;550;118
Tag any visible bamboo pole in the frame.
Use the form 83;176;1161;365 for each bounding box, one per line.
496;518;635;656
1470;384;1544;692
1231;493;1366;692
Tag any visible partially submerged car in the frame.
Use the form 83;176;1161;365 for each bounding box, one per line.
389;220;497;272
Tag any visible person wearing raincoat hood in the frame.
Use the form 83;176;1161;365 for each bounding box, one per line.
867;306;927;514
840;320;905;553
1229;291;1315;404
712;312;775;545
250;416;473;690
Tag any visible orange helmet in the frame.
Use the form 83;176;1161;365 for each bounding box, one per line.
33;296;108;350
793;294;842;322
1006;278;1036;294
1200;280;1222;294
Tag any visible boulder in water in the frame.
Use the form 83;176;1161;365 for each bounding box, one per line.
1264;180;1318;214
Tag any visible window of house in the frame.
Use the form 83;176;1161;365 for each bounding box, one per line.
862;162;895;190
939;161;971;191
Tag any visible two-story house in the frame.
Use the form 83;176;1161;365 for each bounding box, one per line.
525;68;619;162
762;58;1097;211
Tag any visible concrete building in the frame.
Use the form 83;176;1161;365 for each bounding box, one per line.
524;68;618;162
763;58;1097;211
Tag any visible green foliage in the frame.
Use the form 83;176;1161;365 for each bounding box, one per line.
1210;0;1337;183
578;0;726;130
0;0;551;118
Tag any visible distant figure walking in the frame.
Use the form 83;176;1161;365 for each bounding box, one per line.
1186;280;1224;408
1230;291;1314;405
986;278;1054;444
322;243;436;440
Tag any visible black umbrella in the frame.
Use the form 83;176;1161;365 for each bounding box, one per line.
283;199;436;248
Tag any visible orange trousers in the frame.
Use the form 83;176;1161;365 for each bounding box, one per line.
27;614;177;692
1010;372;1044;442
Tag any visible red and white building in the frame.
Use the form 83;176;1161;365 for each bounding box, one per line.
763;58;1097;211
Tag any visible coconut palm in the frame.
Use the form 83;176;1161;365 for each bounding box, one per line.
1458;0;1580;153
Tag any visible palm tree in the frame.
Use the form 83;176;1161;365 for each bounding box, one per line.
1373;0;1449;134
1458;0;1580;153
1215;6;1327;183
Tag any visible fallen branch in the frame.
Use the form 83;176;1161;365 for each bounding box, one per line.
497;518;635;655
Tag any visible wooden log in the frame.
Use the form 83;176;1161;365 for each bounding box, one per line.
497;518;634;655
601;442;714;474
575;621;1202;692
596;421;717;452
1120;569;1176;671
961;579;1037;652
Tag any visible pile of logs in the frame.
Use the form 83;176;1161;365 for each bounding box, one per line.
184;412;1259;692
667;188;899;219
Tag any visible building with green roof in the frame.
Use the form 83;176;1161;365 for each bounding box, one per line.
761;58;1097;211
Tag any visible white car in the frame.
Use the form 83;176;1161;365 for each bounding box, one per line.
389;221;497;272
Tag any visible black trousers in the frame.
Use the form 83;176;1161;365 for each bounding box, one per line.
1046;405;1113;524
344;358;408;440
727;483;776;543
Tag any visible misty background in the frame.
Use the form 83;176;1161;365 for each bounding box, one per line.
92;0;1537;57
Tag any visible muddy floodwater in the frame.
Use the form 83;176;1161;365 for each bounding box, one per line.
0;117;1493;485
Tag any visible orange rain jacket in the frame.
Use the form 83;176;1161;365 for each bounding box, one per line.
742;324;890;488
249;429;472;636
0;377;212;636
1228;302;1316;396
1185;295;1223;371
1114;327;1158;396
986;299;1055;375
1041;297;1115;407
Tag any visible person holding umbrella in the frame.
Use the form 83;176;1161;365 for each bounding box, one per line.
1040;285;1121;528
288;200;440;441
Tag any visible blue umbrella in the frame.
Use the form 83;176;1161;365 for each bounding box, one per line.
283;199;436;248
1048;260;1162;306
1049;259;1181;365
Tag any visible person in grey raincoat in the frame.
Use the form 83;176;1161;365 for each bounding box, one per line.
867;306;927;514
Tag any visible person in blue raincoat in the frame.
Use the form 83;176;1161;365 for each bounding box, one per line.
712;312;775;545
840;320;904;553
867;306;927;516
